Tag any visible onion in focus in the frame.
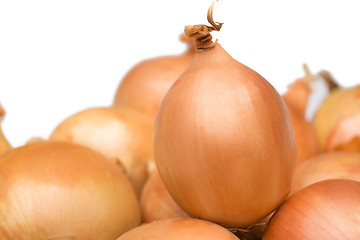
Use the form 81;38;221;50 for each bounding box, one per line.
113;35;194;120
313;85;360;152
154;11;296;228
263;179;360;240
49;106;153;197
116;218;239;240
0;141;140;239
0;104;12;155
290;151;360;195
140;169;188;223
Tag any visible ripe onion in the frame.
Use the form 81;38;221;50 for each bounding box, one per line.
154;4;296;228
313;85;360;152
290;151;360;195
113;35;194;120
49;105;153;197
140;169;188;223
0;104;12;155
263;179;360;240
116;218;239;240
0;141;140;239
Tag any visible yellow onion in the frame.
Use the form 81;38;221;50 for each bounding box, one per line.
0;104;12;155
313;85;360;152
116;218;239;240
284;101;318;165
113;35;194;120
154;11;296;228
263;179;360;239
49;105;153;197
140;169;188;223
282;64;314;116
290;151;360;195
0;141;140;239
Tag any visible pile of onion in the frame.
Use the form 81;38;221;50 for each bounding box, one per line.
0;141;140;239
263;179;360;239
140;168;188;223
113;35;194;120
116;218;239;240
49;105;153;197
0;104;12;155
154;2;296;229
313;84;360;152
290;151;360;195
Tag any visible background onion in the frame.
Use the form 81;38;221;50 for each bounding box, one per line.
154;23;296;228
313;85;360;152
263;179;360;240
140;168;188;223
49;105;153;197
290;151;360;195
116;218;239;240
113;35;194;120
0;141;140;239
0;104;12;155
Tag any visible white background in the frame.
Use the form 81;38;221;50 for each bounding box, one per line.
1;0;359;147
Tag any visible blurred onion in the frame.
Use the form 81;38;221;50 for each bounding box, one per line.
50;105;153;197
0;104;12;155
0;141;140;239
116;218;239;240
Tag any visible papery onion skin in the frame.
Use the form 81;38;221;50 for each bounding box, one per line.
290;151;360;195
282;78;312;117
0;142;140;240
116;218;239;240
0;105;12;155
313;85;360;152
263;179;360;240
113;36;194;120
154;42;296;228
49;106;153;197
140;169;188;223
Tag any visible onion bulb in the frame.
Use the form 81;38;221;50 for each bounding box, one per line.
154;5;295;228
116;218;239;240
313;85;360;152
263;179;360;240
140;169;188;223
0;104;12;155
290;151;360;195
113;34;194;120
0;141;140;239
49;105;153;197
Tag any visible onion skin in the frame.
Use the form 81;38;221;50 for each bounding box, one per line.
49;106;153;197
0;105;12;155
290;151;360;195
113;37;194;120
313;85;360;152
282;79;312;117
116;218;239;240
154;42;296;228
263;179;360;240
140;169;188;223
0;142;140;239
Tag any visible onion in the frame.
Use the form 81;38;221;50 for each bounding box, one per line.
284;101;318;165
0;104;12;155
116;218;239;240
49;105;153;197
154;4;296;228
263;179;360;239
113;34;194;120
0;141;140;239
291;151;360;195
140;168;188;223
313;85;360;152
